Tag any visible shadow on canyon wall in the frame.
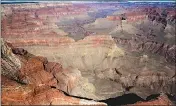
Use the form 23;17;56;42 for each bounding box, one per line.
100;93;176;106
100;93;144;106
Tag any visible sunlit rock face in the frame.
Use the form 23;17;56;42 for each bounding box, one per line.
10;35;125;100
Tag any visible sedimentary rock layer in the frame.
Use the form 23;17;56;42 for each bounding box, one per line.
113;35;176;63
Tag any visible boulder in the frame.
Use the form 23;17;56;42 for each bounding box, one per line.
12;48;28;55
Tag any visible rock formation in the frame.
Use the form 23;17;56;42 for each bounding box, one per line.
1;38;21;81
1;2;175;105
113;35;176;63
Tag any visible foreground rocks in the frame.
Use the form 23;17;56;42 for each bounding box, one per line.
1;38;107;105
2;73;174;106
1;75;106;105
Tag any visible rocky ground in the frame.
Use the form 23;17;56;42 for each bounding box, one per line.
1;2;176;106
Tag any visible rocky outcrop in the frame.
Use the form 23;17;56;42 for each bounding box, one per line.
1;39;58;87
1;75;106;105
1;38;21;81
18;56;58;87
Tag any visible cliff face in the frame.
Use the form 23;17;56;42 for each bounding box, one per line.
113;35;176;63
1;38;21;81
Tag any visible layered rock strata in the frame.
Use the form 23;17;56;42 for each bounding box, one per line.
1;2;175;105
113;35;176;63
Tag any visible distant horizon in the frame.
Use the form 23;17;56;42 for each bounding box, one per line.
1;0;176;3
1;0;176;2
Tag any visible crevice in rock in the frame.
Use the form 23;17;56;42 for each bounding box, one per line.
146;94;160;101
114;68;122;76
57;88;94;101
50;86;57;89
15;79;27;85
64;93;94;101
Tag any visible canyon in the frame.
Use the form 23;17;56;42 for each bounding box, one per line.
1;2;176;106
